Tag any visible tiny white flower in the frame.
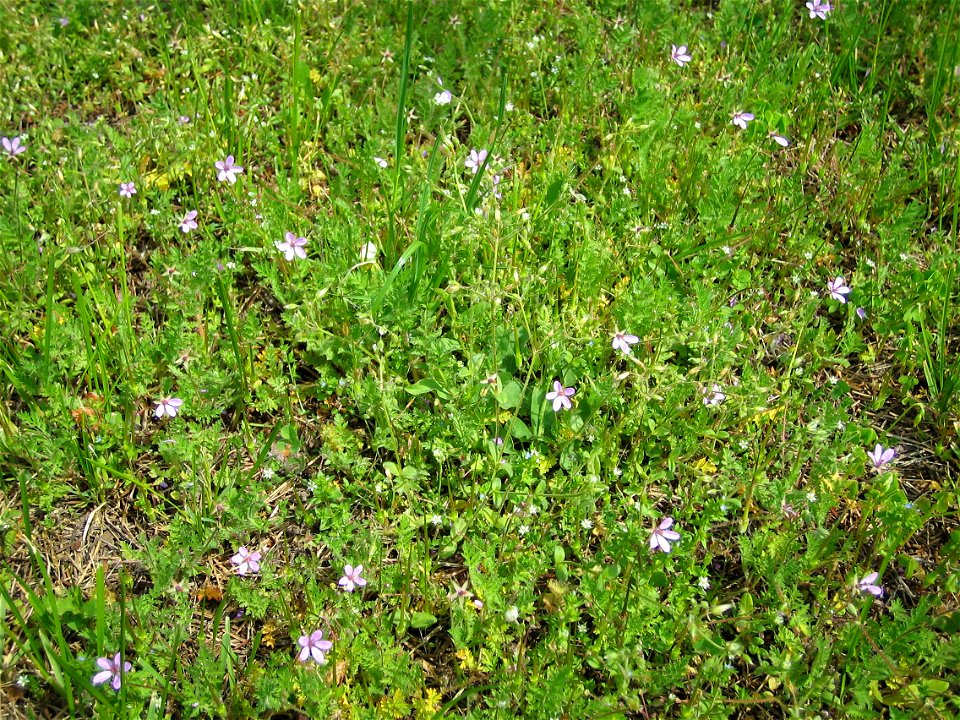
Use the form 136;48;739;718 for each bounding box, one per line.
504;606;520;623
359;241;379;262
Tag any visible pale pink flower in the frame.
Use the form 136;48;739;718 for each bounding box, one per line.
230;546;261;575
856;571;882;597
179;210;198;233
769;132;791;147
670;45;692;67
867;444;896;470
297;630;333;663
338;564;367;592
827;276;851;303
276;231;308;261
2;136;26;157
649;517;681;553
215;155;244;183
806;0;833;20
545;380;575;411
732;112;755;130
702;383;726;406
119;182;136;198
154;397;184;418
612;331;640;355
465;148;488;174
92;653;131;691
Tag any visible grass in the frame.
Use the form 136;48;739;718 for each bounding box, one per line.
1;0;959;717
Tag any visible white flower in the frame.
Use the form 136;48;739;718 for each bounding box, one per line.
359;242;379;262
504;606;520;623
434;90;452;105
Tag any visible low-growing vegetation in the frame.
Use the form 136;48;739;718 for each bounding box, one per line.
1;1;959;718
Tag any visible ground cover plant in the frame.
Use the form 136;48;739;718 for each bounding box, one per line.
1;0;959;717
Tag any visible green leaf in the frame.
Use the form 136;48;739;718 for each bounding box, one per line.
497;380;523;409
410;612;437;629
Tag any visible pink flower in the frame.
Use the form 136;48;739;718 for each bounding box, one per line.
731;112;754;130
465;148;488;174
856;571;882;597
702;383;726;406
119;182;136;198
276;231;308;261
2;136;26;157
92;653;132;691
806;0;833;20
154;397;183;418
545;380;575;411
867;444;896;470
827;276;851;303
298;629;333;663
670;44;692;67
215;155;244;183
649;517;681;553
179;210;198;233
612;331;640;355
338;564;367;592
230;546;261;575
769;132;791;147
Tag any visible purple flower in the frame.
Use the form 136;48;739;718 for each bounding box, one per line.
670;44;692;67
119;182;136;198
545;380;576;411
465;148;488;174
178;115;191;124
731;112;754;130
2;136;26;157
806;0;833;20
856;307;867;320
297;629;333;664
276;231;308;261
827;276;851;303
59;17;69;27
179;210;198;234
92;653;131;691
230;546;261;575
856;571;883;597
702;383;726;406
612;331;640;355
154;397;183;418
769;132;791;147
649;517;681;553
215;155;244;184
338;564;367;592
867;444;896;470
